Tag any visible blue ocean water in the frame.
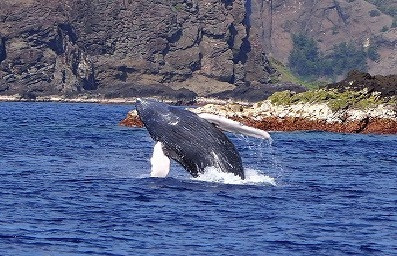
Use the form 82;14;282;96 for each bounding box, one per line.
0;102;396;256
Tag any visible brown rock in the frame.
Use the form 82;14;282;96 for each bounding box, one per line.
233;116;397;134
120;103;397;134
362;118;397;134
119;111;144;128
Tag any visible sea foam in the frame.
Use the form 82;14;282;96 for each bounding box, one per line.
195;167;276;186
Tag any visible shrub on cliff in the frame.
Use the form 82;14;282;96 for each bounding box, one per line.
288;34;323;78
367;45;380;61
364;1;397;27
289;34;373;80
327;42;368;76
369;9;381;17
392;19;397;28
365;0;397;18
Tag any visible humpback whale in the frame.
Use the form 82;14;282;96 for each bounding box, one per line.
135;98;270;179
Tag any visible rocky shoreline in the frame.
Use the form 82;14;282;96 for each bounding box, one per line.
2;90;395;135
0;95;138;104
120;100;397;135
0;94;241;105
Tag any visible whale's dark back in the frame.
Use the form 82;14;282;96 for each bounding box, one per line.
136;99;244;178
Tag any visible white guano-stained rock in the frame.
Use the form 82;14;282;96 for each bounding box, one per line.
191;100;397;124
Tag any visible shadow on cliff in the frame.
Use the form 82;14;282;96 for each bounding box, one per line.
210;83;307;102
102;84;198;104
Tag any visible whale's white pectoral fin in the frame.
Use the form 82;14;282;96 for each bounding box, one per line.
150;142;170;177
198;113;271;139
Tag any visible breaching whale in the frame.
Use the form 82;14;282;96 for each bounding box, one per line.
135;98;270;179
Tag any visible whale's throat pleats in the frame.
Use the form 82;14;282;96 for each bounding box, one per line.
150;141;170;177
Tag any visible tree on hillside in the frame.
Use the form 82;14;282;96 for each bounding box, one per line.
288;34;322;78
327;42;368;76
288;34;372;80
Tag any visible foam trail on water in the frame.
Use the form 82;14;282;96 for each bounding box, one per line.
195;167;276;186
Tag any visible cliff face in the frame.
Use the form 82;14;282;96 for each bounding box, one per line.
258;0;397;76
2;0;396;99
0;0;94;96
0;0;274;98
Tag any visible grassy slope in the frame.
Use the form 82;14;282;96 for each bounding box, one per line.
270;58;326;90
268;89;396;112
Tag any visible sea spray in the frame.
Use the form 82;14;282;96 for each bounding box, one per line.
232;132;286;183
263;135;286;182
195;167;276;186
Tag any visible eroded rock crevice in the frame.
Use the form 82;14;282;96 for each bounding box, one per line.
237;0;251;65
0;37;6;63
0;0;274;98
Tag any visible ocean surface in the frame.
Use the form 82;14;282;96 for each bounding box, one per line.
0;102;396;256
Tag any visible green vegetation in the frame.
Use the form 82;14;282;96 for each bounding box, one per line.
364;0;397;17
288;34;323;79
367;45;380;61
388;96;397;104
369;9;382;17
392;19;397;28
327;42;368;76
381;25;389;32
174;3;184;11
365;0;397;29
288;34;377;80
269;58;325;89
268;89;387;112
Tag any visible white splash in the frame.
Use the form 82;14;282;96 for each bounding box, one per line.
195;167;276;186
150;141;170;177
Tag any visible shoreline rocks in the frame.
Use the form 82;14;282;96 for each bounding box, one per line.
2;92;395;135
0;94;197;105
120;100;397;135
119;110;144;127
192;101;397;134
327;70;397;98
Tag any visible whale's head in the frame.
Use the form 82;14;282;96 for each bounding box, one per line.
136;98;169;123
135;98;182;141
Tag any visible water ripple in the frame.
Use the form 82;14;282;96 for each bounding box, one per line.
0;102;396;255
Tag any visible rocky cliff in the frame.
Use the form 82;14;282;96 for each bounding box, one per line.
0;0;276;98
258;0;397;76
1;0;396;100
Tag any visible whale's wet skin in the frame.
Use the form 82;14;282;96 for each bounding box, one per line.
1;102;396;255
136;98;270;179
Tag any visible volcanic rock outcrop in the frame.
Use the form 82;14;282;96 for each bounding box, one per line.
0;0;275;99
327;70;397;97
120;100;397;134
